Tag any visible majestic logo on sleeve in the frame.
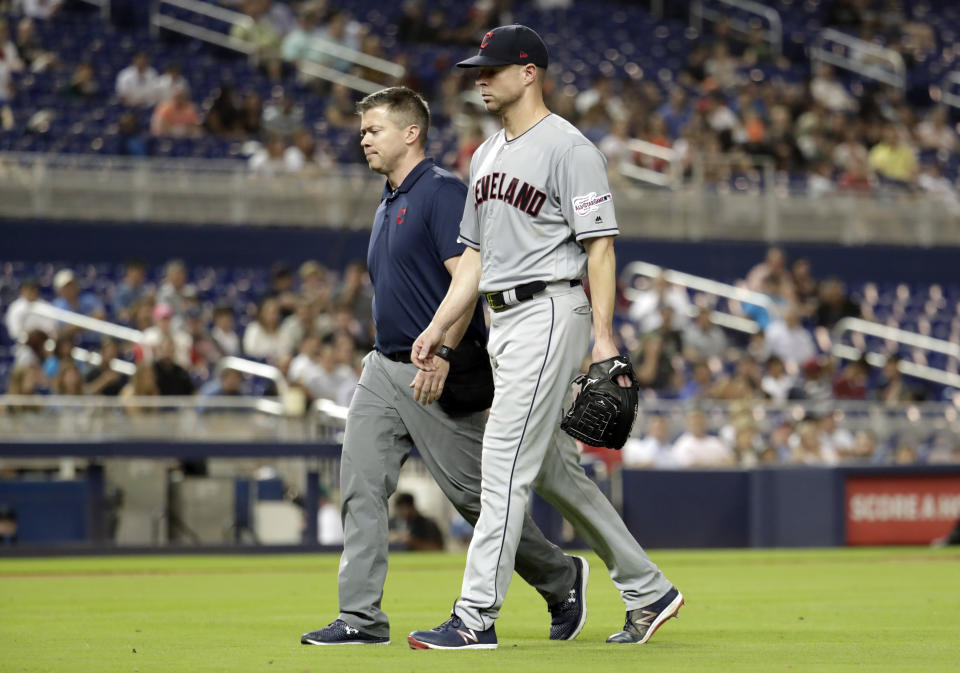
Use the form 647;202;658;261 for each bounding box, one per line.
572;192;612;217
474;172;547;217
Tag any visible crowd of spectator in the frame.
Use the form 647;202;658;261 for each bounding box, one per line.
3;258;371;413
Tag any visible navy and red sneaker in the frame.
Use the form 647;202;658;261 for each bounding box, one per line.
408;614;498;650
301;619;389;646
548;555;589;640
606;587;684;644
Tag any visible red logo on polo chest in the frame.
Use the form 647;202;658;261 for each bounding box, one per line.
396;208;406;225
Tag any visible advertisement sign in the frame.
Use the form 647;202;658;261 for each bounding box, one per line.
846;475;960;545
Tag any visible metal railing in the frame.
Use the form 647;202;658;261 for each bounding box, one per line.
621;260;774;334
690;0;783;56
150;0;403;94
25;303;291;401
831;317;960;389
811;28;906;90
619;139;682;189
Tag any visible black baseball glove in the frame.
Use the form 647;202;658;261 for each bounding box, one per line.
560;355;639;449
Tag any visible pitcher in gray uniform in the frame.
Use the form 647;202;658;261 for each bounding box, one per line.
409;26;683;650
300;86;588;646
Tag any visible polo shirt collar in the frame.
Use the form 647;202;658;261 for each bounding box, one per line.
383;158;435;200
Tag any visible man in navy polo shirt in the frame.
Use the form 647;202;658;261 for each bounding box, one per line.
300;87;587;646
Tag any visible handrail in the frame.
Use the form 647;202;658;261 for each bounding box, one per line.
940;71;960;111
831;317;960;389
811;28;906;90
690;0;783;56
620;139;682;189
150;0;400;95
25;303;290;401
620;260;776;334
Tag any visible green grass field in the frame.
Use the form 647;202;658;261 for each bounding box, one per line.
1;547;958;673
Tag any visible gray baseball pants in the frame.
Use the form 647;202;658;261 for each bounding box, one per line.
454;286;673;632
337;350;576;637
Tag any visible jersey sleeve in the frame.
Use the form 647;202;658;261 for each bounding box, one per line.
428;180;470;262
558;144;620;241
457;157;481;250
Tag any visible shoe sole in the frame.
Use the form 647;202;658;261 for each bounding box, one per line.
637;592;684;645
302;638;390;646
555;555;590;641
407;636;497;650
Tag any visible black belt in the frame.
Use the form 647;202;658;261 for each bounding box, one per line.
382;349;412;363
484;279;581;313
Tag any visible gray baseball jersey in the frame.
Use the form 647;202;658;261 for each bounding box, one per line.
458;114;620;293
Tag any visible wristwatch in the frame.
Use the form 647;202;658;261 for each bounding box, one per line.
435;345;454;361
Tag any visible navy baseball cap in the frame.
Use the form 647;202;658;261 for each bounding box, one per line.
456;24;549;69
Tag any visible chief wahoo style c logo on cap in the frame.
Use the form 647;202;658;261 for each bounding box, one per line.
481;31;494;48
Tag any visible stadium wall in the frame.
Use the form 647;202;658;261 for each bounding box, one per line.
5;219;960;284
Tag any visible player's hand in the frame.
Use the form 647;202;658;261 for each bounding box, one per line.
409;358;450;405
592;338;632;388
411;323;447;371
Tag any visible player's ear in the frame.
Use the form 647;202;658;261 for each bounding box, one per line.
405;124;421;147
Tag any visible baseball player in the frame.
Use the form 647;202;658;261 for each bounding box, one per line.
300;86;588;646
408;26;683;650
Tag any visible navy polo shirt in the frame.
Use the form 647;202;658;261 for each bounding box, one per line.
367;158;487;355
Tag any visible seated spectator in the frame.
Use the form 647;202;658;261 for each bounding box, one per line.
230;0;283;81
319;9;364;71
150;88;202;138
874;355;925;404
278;300;317;358
198;367;245;397
183;307;220;377
204;83;242;138
156;259;191;318
238;90;263;137
743;274;789;330
142;302;192;369
12;328;49;372
152;337;194;396
248;135;294;177
818;410;854;458
868;124;917;186
745;246;793;294
62;62;98;99
681;307;727;360
917;163;959;210
837;154;874;193
52;362;84;395
760;355;794;402
789;419;838;465
120;362;160;411
113;260;148;324
671;409;735;467
43;333;76;379
791;258;819;314
116;52;160;107
765;305;816;366
52;269;105;319
116;112;151;157
629;272;691;334
17;0;63;20
678;360;713;401
4;277;54;343
297;333;358;406
84;338;128;396
262;92;302;138
242;297;285;364
14;16;56;72
815;278;859;330
325;83;358;130
389;492;444;551
915;107;957;152
154;62;189;104
0;19;24;75
728;419;762;467
833;356;869;400
284;127;333;175
634;304;683;391
622;415;675;468
810;63;857;113
281;5;329;68
7;362;46;398
210;305;240;356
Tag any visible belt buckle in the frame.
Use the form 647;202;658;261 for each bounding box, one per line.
485;291;506;312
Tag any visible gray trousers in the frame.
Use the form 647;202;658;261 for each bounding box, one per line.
337;350;575;637
454;287;673;632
